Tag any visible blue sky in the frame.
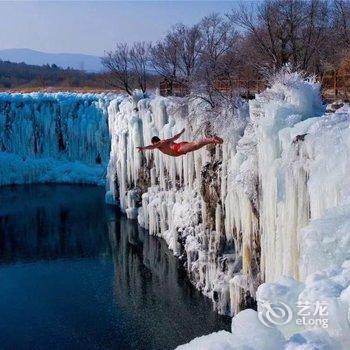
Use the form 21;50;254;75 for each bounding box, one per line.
0;1;243;56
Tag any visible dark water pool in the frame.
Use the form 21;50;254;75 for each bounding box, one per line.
0;184;230;350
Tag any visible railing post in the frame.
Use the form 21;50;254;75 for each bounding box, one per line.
345;74;349;101
334;71;338;98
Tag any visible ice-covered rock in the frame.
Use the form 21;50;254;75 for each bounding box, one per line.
178;263;347;349
107;71;348;348
177;309;285;350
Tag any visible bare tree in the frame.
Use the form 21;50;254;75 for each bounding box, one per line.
102;43;133;95
102;42;150;95
150;23;203;96
229;0;330;73
194;13;238;107
150;32;180;88
130;42;150;93
174;24;203;79
102;0;348;99
334;0;350;46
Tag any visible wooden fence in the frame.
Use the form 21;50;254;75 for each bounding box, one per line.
320;72;350;101
159;79;265;98
159;80;189;97
160;74;350;101
214;79;265;98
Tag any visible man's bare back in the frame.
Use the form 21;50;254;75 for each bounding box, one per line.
137;128;223;157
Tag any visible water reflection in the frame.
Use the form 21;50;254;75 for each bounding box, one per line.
0;184;230;350
0;185;111;262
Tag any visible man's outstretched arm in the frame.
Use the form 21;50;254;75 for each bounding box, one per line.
137;143;160;152
165;128;185;143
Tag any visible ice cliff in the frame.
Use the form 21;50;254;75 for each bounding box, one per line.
105;72;350;349
1;71;350;349
105;72;328;315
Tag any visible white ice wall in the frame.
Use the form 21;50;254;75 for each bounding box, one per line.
175;73;350;349
106;93;240;314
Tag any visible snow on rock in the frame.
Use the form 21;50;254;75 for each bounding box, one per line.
175;331;237;350
177;264;345;349
177;309;285;350
177;327;335;350
255;262;350;347
0;92;112;185
285;330;336;350
237;262;349;349
230;309;285;349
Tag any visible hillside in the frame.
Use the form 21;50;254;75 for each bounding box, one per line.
0;48;103;72
0;60;109;90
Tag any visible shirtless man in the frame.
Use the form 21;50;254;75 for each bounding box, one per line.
136;128;223;157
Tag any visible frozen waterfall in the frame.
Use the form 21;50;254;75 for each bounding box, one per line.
0;92;112;185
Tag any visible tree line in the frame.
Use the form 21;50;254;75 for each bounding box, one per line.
0;60;107;90
102;0;350;105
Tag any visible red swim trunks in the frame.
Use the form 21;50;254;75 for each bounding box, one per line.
170;142;188;155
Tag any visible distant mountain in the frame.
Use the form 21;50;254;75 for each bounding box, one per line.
0;48;103;72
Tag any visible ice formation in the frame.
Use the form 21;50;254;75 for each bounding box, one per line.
0;92;112;185
104;72;350;348
105;72;329;314
1;71;350;348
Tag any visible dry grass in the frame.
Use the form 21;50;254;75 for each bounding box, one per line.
0;86;122;94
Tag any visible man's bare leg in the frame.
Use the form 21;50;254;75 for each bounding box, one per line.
179;136;223;154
